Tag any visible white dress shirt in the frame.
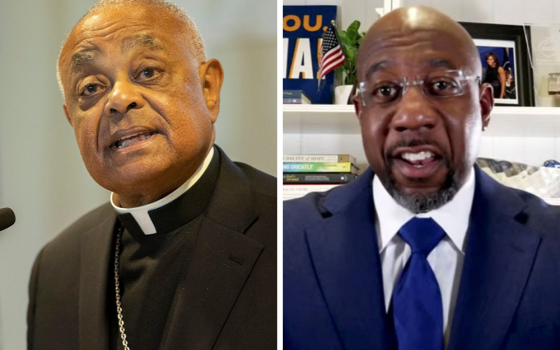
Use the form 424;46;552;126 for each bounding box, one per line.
110;147;215;235
373;168;475;343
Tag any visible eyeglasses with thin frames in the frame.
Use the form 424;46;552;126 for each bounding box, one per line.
357;70;480;107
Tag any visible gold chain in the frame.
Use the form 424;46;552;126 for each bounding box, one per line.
114;225;131;350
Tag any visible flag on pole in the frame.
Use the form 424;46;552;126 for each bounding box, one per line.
318;23;346;88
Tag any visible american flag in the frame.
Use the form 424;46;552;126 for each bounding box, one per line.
318;25;346;88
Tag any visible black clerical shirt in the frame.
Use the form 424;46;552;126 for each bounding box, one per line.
108;149;220;350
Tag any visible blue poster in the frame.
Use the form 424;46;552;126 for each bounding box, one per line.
283;6;337;104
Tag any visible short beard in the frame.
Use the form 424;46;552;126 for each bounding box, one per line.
383;141;461;214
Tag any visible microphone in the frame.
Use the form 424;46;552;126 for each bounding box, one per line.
0;208;16;231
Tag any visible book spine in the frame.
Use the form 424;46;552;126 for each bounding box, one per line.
283;155;338;162
283;155;356;163
282;184;340;200
283;162;356;173
283;184;340;192
283;173;357;183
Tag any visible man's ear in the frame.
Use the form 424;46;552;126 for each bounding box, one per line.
479;83;494;130
63;105;72;126
198;59;224;124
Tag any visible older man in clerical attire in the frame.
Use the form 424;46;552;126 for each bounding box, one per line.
27;1;276;349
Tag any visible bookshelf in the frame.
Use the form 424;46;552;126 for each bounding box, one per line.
283;105;560;204
284;105;560;138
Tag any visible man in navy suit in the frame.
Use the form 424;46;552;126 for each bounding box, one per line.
284;6;560;350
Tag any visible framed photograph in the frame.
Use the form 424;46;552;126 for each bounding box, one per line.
523;23;560;107
460;22;535;107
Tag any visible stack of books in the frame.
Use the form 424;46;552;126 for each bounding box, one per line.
283;90;311;104
283;154;359;201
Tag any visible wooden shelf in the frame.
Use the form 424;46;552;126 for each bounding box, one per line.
283;105;560;137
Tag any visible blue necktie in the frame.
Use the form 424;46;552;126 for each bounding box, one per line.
392;217;445;350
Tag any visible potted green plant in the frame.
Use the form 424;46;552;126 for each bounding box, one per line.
334;20;365;104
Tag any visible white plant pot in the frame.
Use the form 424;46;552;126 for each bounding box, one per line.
334;85;354;104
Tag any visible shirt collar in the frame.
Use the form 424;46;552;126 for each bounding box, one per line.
110;147;215;235
373;167;475;254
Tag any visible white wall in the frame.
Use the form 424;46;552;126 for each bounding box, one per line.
0;1;275;349
399;0;560;24
283;0;560;167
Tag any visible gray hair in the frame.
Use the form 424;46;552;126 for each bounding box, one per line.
382;140;461;214
388;175;460;214
56;0;207;96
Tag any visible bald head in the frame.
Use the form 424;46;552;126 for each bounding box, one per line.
57;0;206;95
357;6;481;81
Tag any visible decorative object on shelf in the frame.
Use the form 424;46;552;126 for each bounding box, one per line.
318;21;345;88
283;90;311;104
283;6;337;104
523;23;560;107
477;157;560;202
336;20;364;86
548;73;560;95
334;20;365;104
334;85;355;104
543;160;560;169
460;22;534;107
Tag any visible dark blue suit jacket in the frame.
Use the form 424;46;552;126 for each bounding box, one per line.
284;166;560;350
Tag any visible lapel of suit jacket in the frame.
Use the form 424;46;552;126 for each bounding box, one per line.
78;204;117;350
161;146;263;350
448;166;542;350
305;168;393;350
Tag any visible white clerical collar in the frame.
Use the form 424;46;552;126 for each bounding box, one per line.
373;167;475;254
110;147;215;235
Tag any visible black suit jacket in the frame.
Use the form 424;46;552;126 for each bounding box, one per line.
284;166;560;350
28;147;277;350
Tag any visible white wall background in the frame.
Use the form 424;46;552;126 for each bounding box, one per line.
0;1;276;349
283;0;560;168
